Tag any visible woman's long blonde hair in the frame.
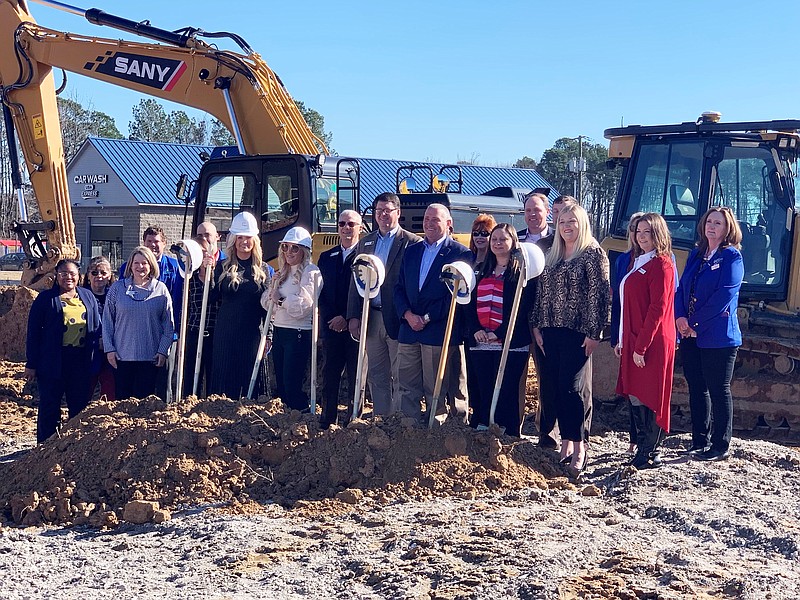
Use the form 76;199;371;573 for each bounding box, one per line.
546;202;598;267
273;245;311;289
221;234;268;289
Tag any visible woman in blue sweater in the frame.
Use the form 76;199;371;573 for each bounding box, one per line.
103;246;174;400
675;207;743;462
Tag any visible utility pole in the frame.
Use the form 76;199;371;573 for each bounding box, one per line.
567;135;587;204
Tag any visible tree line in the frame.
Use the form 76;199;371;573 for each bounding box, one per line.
1;95;618;240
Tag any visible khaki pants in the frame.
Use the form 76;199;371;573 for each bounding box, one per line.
396;342;468;424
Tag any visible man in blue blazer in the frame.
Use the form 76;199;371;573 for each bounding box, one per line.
394;203;473;423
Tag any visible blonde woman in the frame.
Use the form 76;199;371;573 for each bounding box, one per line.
209;212;272;399
262;226;320;411
103;246;174;400
531;203;611;477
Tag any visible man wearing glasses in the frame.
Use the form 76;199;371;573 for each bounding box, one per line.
347;193;421;416
317;210;362;427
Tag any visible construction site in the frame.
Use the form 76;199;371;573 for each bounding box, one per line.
1;0;800;598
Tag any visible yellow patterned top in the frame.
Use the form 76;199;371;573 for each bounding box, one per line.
61;296;88;347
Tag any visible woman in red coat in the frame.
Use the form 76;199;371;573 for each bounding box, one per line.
615;213;676;469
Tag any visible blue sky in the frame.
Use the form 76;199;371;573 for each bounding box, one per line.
26;0;800;166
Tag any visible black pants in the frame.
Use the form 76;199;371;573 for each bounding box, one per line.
321;331;359;425
532;341;559;443
680;337;738;451
115;361;159;400
467;347;528;437
182;328;214;397
37;346;92;443
273;326;312;412
540;327;592;443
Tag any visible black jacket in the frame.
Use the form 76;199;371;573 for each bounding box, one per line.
318;245;357;338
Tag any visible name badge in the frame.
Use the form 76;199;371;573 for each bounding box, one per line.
638;268;647;274
711;263;720;270
330;251;340;257
365;241;375;246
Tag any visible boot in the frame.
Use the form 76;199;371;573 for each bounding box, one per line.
631;406;663;469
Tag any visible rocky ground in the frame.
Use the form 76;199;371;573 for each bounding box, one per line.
0;358;798;599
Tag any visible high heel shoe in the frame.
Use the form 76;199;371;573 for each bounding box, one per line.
559;454;573;465
567;451;588;478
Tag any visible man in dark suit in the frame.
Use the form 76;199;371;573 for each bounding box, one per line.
394;203;473;424
347;193;421;416
520;192;559;448
518;191;555;249
318;210;363;427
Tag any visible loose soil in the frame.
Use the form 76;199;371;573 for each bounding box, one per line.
0;346;798;598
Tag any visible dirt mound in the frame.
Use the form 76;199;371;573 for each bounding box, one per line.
0;286;36;362
0;394;567;528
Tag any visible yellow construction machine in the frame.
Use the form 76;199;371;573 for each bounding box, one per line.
0;0;362;287
595;112;800;440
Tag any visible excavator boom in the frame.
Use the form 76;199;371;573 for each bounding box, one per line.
0;0;327;285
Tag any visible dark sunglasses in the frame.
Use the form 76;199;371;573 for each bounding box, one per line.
280;243;302;253
90;270;110;276
472;230;490;238
338;221;359;228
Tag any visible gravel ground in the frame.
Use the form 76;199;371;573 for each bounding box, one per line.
1;430;798;600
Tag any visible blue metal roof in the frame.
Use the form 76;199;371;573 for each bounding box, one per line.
80;138;557;208
86;137;213;206
353;157;557;210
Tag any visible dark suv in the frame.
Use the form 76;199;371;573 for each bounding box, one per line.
0;252;27;271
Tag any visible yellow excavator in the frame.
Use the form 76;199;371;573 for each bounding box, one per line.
0;0;362;287
595;112;800;441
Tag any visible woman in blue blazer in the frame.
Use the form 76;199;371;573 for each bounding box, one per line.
675;207;743;461
25;259;101;443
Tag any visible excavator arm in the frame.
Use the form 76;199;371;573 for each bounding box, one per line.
0;0;327;285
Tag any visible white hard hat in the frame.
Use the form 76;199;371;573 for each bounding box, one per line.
229;212;259;238
441;261;476;304
280;226;312;249
352;253;385;299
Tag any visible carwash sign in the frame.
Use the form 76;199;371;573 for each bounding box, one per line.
83;51;186;91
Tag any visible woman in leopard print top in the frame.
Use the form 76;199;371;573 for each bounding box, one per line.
531;202;610;477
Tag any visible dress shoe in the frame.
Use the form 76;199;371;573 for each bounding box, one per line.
693;448;730;462
682;445;709;456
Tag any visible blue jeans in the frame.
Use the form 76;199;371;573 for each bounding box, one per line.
680;337;738;451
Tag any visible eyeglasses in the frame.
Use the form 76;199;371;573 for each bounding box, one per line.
375;208;398;216
338;221;359;228
90;270;110;276
125;284;151;302
472;230;490;238
280;243;302;253
57;271;78;278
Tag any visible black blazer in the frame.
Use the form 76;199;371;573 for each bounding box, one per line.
465;267;535;349
517;226;556;253
394;236;473;345
347;227;421;339
318;245;357;338
26;285;101;374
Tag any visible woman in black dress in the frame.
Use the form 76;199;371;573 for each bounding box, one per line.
209;212;272;399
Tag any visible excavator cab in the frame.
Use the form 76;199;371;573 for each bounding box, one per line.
604;115;800;306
